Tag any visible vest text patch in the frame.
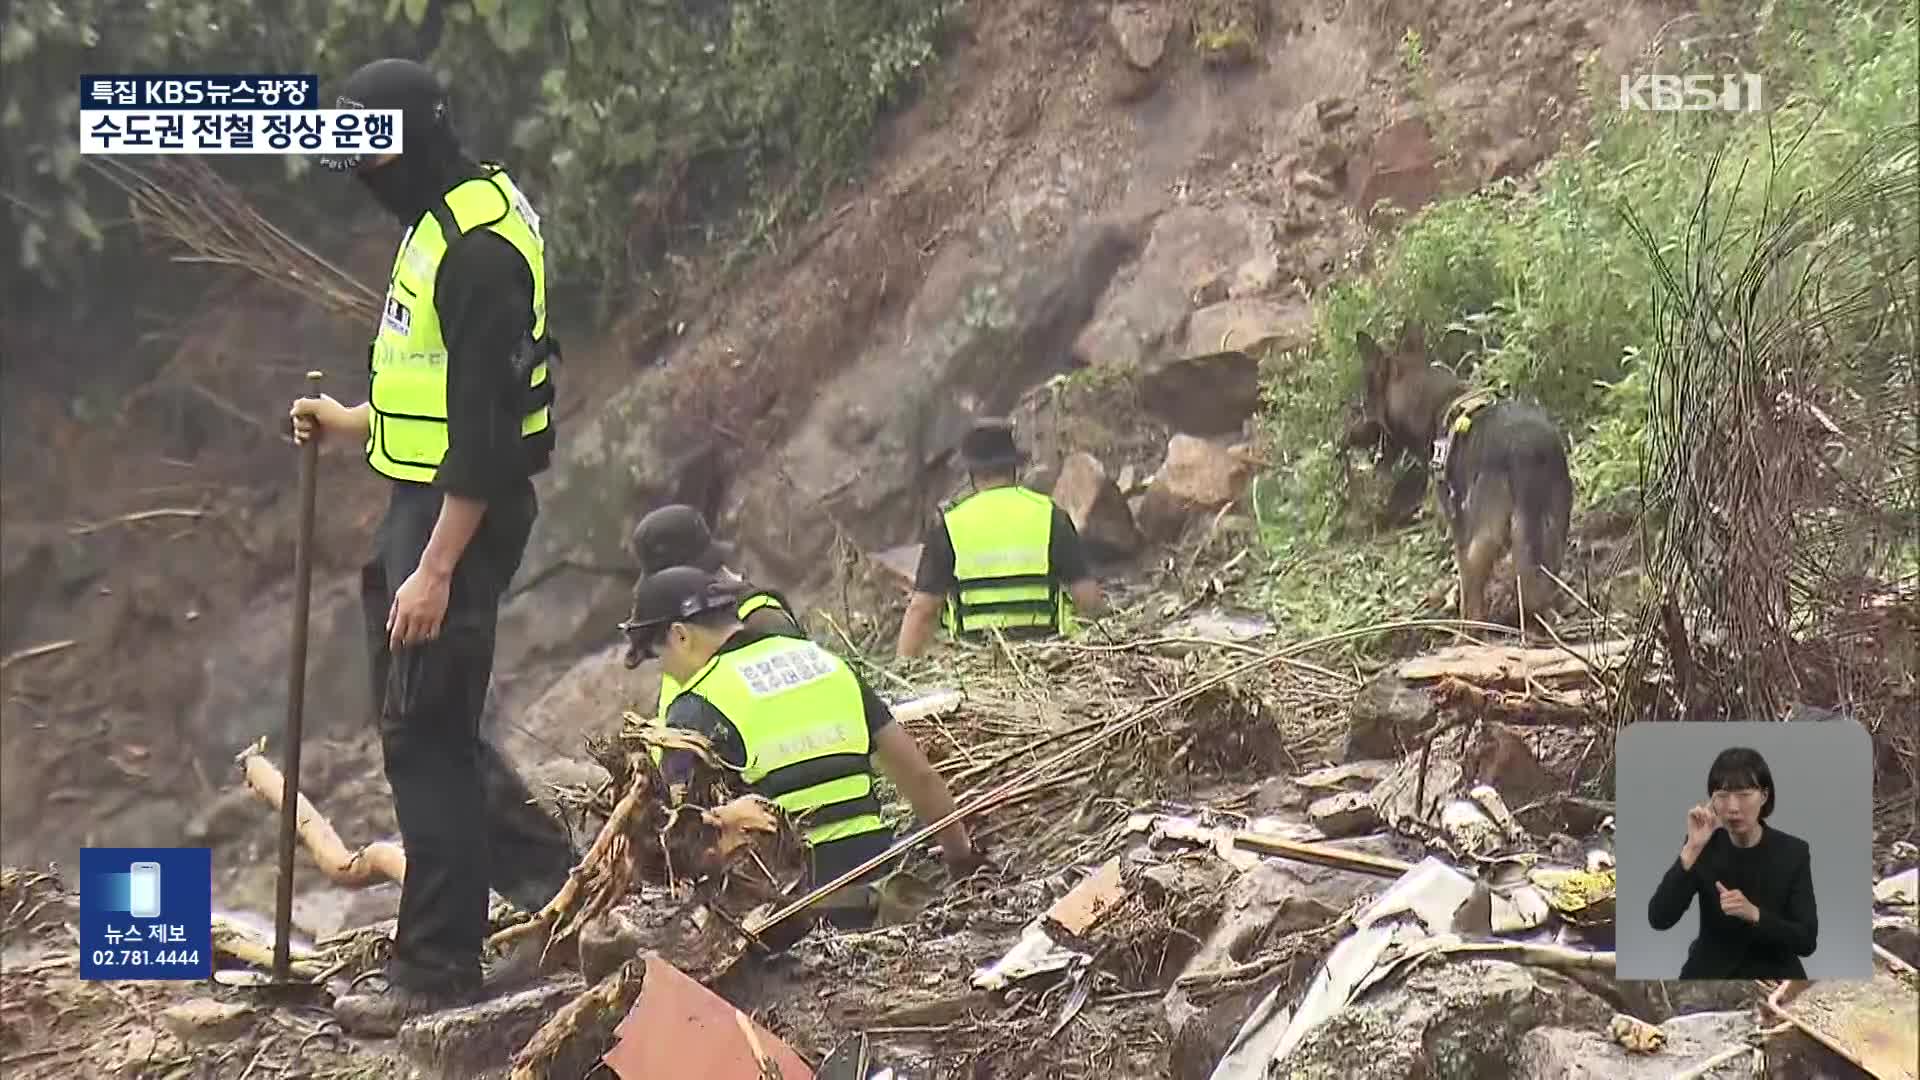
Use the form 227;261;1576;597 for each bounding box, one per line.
382;295;412;337
738;644;837;697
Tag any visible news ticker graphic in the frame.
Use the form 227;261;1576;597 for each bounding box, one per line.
81;74;319;109
79;847;212;980
77;74;404;156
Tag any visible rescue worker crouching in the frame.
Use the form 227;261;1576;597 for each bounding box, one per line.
623;566;982;939
897;418;1105;658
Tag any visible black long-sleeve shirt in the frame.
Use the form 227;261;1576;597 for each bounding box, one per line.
1647;825;1818;979
430;226;550;502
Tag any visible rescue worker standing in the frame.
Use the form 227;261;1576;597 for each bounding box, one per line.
288;58;575;1032
624;566;980;934
897;418;1104;658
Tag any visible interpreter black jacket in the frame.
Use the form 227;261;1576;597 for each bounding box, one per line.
1647;825;1818;979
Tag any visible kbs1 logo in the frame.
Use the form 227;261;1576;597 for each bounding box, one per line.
79;74;404;156
1619;73;1764;113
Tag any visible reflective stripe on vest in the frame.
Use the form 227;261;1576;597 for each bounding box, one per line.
365;168;554;484
940;485;1072;637
682;636;888;846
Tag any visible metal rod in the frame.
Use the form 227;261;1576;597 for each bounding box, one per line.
272;370;324;981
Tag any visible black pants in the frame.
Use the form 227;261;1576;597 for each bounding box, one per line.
362;481;577;993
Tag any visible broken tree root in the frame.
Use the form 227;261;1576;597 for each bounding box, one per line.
508;959;646;1080
239;743;406;887
490;758;653;953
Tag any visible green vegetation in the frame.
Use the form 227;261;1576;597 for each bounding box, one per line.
3;0;958;320
1250;0;1919;641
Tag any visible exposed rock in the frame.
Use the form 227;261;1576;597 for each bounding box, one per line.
1144;436;1255;514
1108;2;1174;70
1228;252;1281;298
184;785;265;845
1593;980;1762;1025
1345;671;1438;760
1285;961;1614;1078
1052;452;1144;558
871;543;924;592
511;646;643;766
1874;914;1919;969
1463;722;1558;806
1348;116;1445;218
1075;206;1257;371
190;576;371;774
158;999;256;1045
1308;791;1380;837
1315;96;1358;130
731;219;1146;590
397;979;585;1080
1514;1010;1754;1079
1137;350;1262;436
1180;297;1313;360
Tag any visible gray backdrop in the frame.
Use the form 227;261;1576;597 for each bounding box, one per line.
1615;719;1873;980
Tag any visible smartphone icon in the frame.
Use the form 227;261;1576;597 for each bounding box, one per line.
128;862;162;919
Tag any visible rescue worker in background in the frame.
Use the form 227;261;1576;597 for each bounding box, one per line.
289;57;576;1033
625;503;804;682
896;418;1105;658
624;566;981;936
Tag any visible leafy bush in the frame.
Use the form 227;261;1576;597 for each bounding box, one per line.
1251;0;1918;629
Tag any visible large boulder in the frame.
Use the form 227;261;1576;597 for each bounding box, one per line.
1282;960;1614;1078
726;217;1146;589
1051;452;1143;559
1348;116;1445;219
1514;1010;1754;1079
1135;435;1257;542
1074;205;1261;371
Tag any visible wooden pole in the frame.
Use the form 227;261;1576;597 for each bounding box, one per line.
273;370;323;981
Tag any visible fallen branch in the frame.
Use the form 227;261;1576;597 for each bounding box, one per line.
210;914;327;980
489;761;651;952
68;506;208;536
238;741;406;887
508;959;646;1080
1227;831;1414;879
0;640;77;671
1429;676;1600;726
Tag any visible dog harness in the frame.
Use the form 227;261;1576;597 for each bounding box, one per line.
1430;389;1498;474
1431;389;1498;511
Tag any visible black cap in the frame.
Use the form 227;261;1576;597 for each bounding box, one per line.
959;418;1026;472
322;58;451;173
629;505;733;573
619;566;744;668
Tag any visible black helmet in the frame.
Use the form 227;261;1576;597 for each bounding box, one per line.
322;58;453;173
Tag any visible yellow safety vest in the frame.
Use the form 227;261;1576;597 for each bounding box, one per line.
940;485;1074;638
680;635;890;847
366;167;555;484
655;590;793;724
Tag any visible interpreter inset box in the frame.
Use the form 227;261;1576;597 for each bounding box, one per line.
1615;719;1872;980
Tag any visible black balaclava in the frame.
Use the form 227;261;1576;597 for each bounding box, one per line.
323;58;475;223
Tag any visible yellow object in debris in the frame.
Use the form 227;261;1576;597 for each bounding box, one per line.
1609;1012;1667;1054
1529;865;1617;913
